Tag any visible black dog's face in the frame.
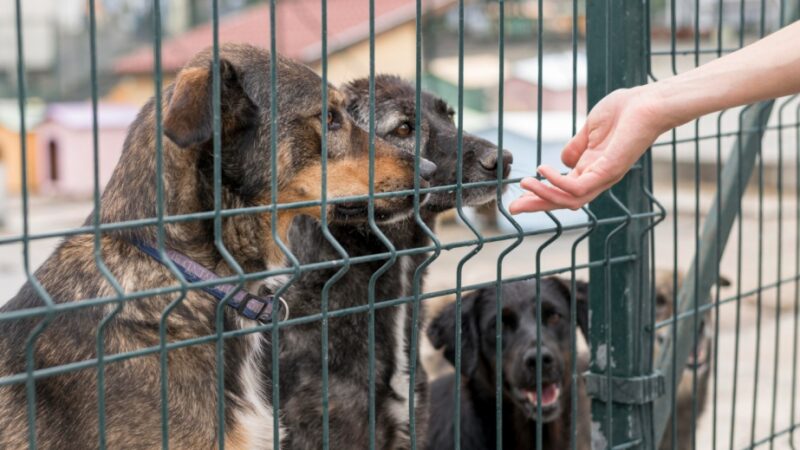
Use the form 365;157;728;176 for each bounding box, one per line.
428;277;588;423
343;75;513;212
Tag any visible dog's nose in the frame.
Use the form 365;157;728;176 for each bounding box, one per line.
523;347;555;371
418;158;437;181
479;150;514;177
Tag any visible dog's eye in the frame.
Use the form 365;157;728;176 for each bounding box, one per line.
546;313;562;327
322;111;341;131
501;309;517;330
394;122;413;137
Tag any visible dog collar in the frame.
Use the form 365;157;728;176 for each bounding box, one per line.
130;239;287;323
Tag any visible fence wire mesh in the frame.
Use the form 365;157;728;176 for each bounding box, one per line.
0;0;798;449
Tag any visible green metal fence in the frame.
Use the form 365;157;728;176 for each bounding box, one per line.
2;0;800;449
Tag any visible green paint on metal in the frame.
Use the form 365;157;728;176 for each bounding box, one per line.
585;1;656;449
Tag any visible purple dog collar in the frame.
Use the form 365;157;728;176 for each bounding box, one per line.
130;240;287;323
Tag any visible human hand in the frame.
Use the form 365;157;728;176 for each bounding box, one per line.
509;86;676;213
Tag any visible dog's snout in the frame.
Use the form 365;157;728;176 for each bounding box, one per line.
418;158;437;181
523;347;555;372
479;150;514;177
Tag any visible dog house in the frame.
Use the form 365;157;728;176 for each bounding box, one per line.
35;103;138;197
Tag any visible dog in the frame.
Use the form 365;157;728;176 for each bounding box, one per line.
654;270;729;450
262;75;513;449
425;277;591;450
0;45;430;449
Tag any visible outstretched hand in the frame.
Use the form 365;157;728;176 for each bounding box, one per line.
509;86;674;214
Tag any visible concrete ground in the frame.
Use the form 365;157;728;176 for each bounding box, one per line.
1;187;799;448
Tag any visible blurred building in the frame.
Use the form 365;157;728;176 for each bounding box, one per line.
111;0;456;105
424;52;587;114
0;100;45;194
0;0;86;98
35;102;138;197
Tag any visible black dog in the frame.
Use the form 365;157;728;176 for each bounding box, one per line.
426;277;591;450
264;75;512;449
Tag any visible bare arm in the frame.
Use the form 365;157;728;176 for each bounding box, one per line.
509;20;800;214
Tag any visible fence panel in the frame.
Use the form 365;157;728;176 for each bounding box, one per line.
3;0;800;449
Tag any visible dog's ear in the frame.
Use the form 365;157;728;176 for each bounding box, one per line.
164;58;257;148
573;280;589;338
340;78;369;122
548;276;590;338
426;290;482;377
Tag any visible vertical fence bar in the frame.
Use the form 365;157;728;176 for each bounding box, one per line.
585;0;655;448
268;5;281;449
408;1;443;449
568;4;594;450
364;1;403;448
728;16;747;450
87;0;126;445
208;1;248;447
14;0;58;446
792;100;800;449
769;94;796;450
452;0;487;447
267;2;304;448
690;1;702;448
711;1;725;447
749;6;770;446
668;1;680;448
151;0;191;446
491;1;525;449
532;1;564;448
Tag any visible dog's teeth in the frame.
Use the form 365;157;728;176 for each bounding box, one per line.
525;384;560;407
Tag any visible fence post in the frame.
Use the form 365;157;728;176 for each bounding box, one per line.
585;1;657;449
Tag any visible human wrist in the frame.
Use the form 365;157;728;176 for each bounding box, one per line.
629;83;685;135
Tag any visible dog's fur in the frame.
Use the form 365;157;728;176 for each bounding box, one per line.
0;45;426;449
654;270;728;450
425;277;591;450
263;75;512;449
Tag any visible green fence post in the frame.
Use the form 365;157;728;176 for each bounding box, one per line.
585;1;657;448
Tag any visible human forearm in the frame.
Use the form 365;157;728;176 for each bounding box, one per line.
644;20;800;131
510;20;800;215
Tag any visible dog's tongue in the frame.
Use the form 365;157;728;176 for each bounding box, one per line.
525;383;560;407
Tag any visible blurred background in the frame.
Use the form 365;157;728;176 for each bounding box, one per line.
1;1;798;447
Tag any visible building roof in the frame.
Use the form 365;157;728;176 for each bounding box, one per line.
115;0;454;75
41;103;139;130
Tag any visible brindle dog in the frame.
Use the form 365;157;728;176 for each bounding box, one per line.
0;45;431;449
264;75;512;449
